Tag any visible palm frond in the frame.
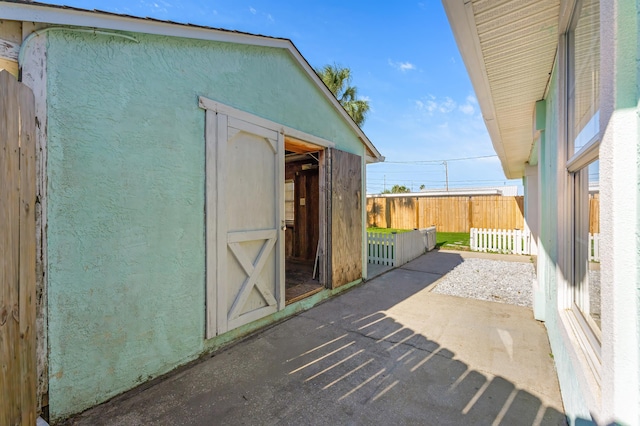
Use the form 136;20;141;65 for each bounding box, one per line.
315;63;370;127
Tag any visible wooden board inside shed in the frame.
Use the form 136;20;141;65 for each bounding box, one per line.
285;160;319;261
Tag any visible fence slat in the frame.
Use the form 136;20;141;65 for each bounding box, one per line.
367;232;396;266
469;228;531;255
0;69;37;426
367;230;428;267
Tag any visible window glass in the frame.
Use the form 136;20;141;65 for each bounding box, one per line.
569;0;600;154
573;160;601;337
285;180;295;225
568;0;602;350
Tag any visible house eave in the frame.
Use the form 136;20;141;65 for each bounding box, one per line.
441;0;560;180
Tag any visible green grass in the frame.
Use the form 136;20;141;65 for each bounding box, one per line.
367;228;471;251
436;232;470;250
367;227;412;234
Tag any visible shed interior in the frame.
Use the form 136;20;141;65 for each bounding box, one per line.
284;138;324;304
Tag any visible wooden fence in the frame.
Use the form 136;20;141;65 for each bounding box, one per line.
590;193;600;234
367;195;525;233
368;194;601;234
470;228;532;255
0;70;37;425
367;229;432;267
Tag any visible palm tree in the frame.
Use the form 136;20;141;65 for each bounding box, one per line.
315;64;370;127
382;184;411;194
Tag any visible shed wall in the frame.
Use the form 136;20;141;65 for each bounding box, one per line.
44;29;365;420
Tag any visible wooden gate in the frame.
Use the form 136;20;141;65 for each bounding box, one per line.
205;107;284;338
0;70;37;424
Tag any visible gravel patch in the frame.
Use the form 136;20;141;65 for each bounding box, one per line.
588;269;601;328
432;257;535;307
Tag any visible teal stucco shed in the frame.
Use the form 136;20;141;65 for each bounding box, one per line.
0;1;383;421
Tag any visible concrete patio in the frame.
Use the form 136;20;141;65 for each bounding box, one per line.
65;250;565;425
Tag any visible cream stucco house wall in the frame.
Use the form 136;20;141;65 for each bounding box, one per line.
442;0;640;424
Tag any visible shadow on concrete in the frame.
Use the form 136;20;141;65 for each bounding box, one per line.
65;251;567;425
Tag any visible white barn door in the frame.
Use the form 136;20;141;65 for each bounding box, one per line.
205;109;284;338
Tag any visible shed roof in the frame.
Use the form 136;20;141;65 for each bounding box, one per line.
441;0;560;179
1;0;383;162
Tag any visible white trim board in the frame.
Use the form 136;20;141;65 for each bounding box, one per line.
199;96;336;150
19;22;49;410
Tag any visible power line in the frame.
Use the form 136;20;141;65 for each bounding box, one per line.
378;154;498;164
367;178;518;184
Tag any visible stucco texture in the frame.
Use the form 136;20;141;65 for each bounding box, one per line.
45;29;364;420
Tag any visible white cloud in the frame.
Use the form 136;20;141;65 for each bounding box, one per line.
458;95;478;115
249;6;257;14
415;98;438;114
139;0;168;13
266;13;274;22
459;104;475;115
400;62;416;71
388;59;416;72
415;95;462;115
439;97;456;113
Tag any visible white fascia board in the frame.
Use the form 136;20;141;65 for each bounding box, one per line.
441;0;514;179
1;1;383;162
365;154;385;164
1;2;288;48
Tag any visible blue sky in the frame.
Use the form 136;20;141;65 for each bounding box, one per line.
45;0;522;194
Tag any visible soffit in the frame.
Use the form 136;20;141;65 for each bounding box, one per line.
443;0;560;179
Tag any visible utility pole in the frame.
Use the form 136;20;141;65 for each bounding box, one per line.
443;161;449;191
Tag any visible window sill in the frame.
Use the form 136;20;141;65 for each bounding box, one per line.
557;308;602;419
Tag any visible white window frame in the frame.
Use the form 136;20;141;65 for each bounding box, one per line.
284;179;295;226
560;0;603;384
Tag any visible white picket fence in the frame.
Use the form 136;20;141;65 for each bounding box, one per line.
368;232;396;266
469;229;601;260
368;228;434;267
589;233;600;262
396;231;428;266
470;228;532;255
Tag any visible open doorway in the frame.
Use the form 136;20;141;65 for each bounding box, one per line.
284;137;325;304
